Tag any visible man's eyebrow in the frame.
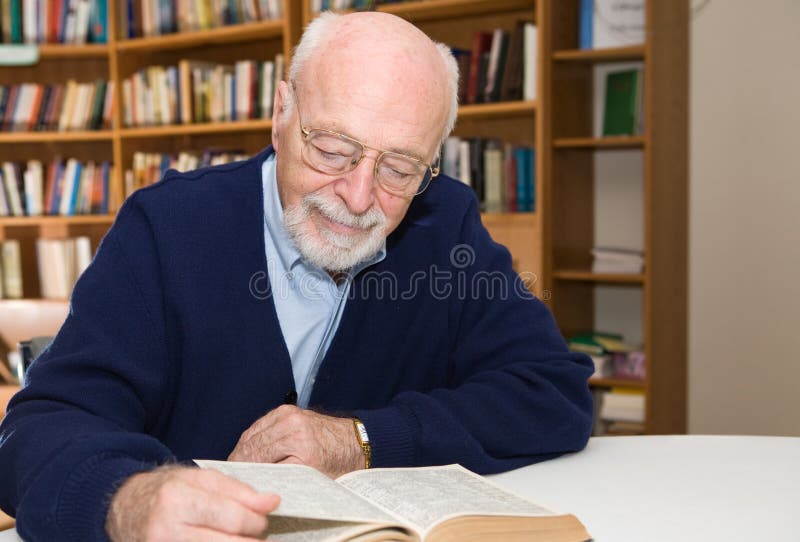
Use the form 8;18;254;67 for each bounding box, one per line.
318;120;428;162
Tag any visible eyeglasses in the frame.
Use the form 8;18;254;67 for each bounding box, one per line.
291;86;439;197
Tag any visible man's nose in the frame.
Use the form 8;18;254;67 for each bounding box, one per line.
336;155;377;215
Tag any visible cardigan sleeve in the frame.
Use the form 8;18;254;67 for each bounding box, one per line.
0;194;178;542
354;195;594;474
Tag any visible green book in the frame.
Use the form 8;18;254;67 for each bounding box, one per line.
602;69;641;136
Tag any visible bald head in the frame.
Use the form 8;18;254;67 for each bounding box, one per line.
288;11;458;143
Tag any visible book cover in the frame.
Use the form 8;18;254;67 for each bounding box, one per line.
465;31;492;105
602;68;640;136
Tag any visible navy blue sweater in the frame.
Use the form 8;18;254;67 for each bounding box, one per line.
0;148;593;541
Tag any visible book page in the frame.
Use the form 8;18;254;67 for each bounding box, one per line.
267;517;415;542
196;460;396;524
336;464;555;535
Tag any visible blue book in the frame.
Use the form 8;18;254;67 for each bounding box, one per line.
514;147;528;212
579;0;593;49
99;161;110;214
65;161;82;216
89;0;108;43
528;148;536;212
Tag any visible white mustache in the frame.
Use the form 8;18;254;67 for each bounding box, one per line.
303;192;386;231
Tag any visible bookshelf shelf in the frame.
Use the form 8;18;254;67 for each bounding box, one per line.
458;100;536;119
553;136;645;149
119;120;273;139
0;215;115;227
589;377;645;390
38;44;111;59
0;131;114;143
480;212;537;225
552;270;645;284
552;45;645;62
114;20;285;53
375;0;534;22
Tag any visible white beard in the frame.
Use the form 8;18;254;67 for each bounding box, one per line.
284;191;387;272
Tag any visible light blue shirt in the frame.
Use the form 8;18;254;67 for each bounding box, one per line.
261;155;386;407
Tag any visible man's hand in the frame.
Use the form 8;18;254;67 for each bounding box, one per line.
228;404;363;478
105;465;280;542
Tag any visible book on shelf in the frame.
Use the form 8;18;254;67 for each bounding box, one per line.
571;331;645;383
196;460;591;542
0;79;114;132
36;235;92;299
441;137;535;213
591;246;644;274
601;68;643;137
0;0;108;44
0;158;111;217
125;149;250;195
120;0;282;39
597;387;645;424
579;0;645;50
0;239;23;299
124;56;282;127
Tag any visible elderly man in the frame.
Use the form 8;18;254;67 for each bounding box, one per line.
0;11;593;542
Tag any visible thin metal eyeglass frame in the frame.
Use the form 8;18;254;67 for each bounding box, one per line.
290;84;440;196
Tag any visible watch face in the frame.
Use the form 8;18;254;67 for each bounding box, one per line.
355;421;370;443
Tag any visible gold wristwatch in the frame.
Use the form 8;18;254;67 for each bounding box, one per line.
352;418;371;469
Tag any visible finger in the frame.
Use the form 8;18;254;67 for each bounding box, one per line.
188;469;281;513
235;405;298;449
276;456;305;466
179;482;270;537
182;525;273;542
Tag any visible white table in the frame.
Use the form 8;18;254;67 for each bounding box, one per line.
1;435;798;541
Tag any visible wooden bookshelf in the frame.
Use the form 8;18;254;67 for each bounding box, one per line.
542;0;688;433
1;2;687;438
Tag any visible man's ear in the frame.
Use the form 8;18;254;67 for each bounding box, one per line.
271;80;291;152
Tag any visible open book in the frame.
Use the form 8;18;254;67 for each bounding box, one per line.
195;460;591;542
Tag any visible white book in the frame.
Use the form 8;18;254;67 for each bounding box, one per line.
523;23;538;101
22;0;37;43
457;140;471;187
0;170;9;216
74;0;91;44
260;60;274;118
12;83;34;131
74;236;93;279
483;144;504;213
600;390;645;423
122;79;134;127
267;0;281;18
442;136;461;180
2;163;23;216
24;160;44;216
1;240;23;298
592;0;645;49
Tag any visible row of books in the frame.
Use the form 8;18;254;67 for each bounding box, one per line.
124;149;249;197
454;23;537;105
592;388;645;435
579;0;645;50
310;0;406;13
570;331;646;382
591;247;644;274
37;235;92;299
0;0;107;44
121;0;283;38
122;56;283;127
441;138;535;213
0;80;115;133
0;159;113;217
0;239;22;299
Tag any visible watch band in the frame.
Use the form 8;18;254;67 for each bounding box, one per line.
352;418;371;469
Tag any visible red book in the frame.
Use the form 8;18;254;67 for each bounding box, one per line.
466;31;493;105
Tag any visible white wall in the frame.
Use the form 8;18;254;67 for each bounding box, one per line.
689;0;800;434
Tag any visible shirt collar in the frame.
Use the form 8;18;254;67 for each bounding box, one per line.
262;154;387;277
